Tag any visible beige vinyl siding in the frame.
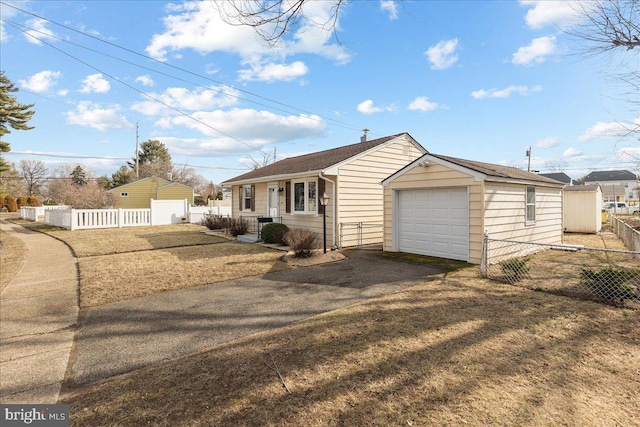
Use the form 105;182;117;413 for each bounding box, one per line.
338;138;423;225
383;164;485;263
114;177;170;209
157;183;194;204
484;182;562;244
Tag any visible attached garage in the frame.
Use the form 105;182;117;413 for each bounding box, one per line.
382;154;565;264
397;188;469;261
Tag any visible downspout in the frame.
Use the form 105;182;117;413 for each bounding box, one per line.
319;171;337;249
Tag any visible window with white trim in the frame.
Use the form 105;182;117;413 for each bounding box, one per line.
525;186;536;225
243;186;252;211
293;180;317;214
120;192;129;197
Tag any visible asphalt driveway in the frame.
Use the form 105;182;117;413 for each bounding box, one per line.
68;249;456;387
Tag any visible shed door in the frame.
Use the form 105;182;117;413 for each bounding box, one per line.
397;188;469;261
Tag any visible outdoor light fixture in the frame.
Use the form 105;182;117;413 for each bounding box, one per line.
319;192;330;253
278;187;284;193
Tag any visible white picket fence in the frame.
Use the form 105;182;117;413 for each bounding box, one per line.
19;205;68;221
188;205;232;223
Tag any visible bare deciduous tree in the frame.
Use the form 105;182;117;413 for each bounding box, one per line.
214;0;346;45
18;159;48;196
246;148;276;170
46;164;113;208
570;1;640;53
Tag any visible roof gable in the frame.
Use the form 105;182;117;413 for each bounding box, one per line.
583;170;637;182
222;133;424;184
108;176;171;192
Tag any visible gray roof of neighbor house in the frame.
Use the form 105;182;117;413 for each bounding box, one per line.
539;172;572;184
583;170;638;182
564;184;600;192
223;133;419;184
430;154;565;185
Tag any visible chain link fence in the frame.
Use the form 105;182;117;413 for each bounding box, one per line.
481;236;640;308
339;222;384;248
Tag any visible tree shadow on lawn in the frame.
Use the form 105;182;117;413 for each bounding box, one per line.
62;270;640;427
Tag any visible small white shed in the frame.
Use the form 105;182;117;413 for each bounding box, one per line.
563;185;603;234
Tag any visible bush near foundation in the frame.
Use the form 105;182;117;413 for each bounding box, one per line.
261;223;289;244
284;228;320;258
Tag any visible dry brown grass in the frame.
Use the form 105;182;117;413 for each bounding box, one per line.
62;265;640;426
78;242;290;307
23;223;225;257
0;228;27;293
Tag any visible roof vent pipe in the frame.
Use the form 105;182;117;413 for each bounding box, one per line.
360;128;370;143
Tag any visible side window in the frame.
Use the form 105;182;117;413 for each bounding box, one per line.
120;192;129;197
525;186;536;225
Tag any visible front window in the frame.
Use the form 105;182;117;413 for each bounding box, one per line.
525;186;536;225
243;186;252;211
293;180;317;214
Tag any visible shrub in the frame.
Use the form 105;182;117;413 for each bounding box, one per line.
16;196;28;207
26;195;41;206
580;267;639;303
499;257;530;282
261;223;289;244
3;195;18;212
229;218;249;237
201;214;231;231
284;228;320;258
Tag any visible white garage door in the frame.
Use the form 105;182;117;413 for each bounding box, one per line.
397;188;469;261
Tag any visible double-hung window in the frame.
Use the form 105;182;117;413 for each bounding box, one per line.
243;186;252;211
525;186;536;225
292;180;317;214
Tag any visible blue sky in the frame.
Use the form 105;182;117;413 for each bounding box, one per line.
1;0;638;185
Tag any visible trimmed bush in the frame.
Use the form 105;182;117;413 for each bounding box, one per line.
201;214;231;231
4;195;18;212
284;228;320;258
26;195;41;206
229;218;249;237
261;223;289;244
16;196;28;207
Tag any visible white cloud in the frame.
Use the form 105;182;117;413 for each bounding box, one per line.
425;39;459;70
131;85;240;116
380;1;399;20
159;109;326;143
23;18;56;45
19;70;62;93
578;119;640;142
408;96;439;112
563;147;582;157
80;73;110;93
512;36;557;66
534;137;560;149
357;99;396;115
57;89;69;96
238;61;309;82
135;75;155;86
520;1;583;30
65;101;132;131
146;1;350;65
471;85;542;99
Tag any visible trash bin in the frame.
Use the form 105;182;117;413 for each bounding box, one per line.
601;209;608;223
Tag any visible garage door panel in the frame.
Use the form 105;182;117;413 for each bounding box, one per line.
397;188;469;261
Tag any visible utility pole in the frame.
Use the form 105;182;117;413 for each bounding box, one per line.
135;122;139;179
526;146;531;172
273;145;277;162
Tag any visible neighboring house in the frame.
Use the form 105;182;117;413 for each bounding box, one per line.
381;153;565;264
539;172;572;186
582;170;639;204
563;185;602;234
221;133;427;247
109;176;194;209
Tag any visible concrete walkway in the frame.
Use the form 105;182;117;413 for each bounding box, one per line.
0;219;79;403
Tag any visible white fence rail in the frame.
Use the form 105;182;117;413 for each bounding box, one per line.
188;205;232;224
20;205;68;221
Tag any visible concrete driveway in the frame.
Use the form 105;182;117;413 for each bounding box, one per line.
68;249;453;387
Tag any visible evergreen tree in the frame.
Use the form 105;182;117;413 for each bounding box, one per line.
111;165;135;187
129;139;172;179
71;165;87;186
0;71;36;172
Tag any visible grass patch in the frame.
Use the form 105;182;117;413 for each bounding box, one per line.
62;266;640;426
0;229;27;293
23;223;226;257
78;242;290;307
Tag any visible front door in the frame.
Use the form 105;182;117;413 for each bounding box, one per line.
267;185;279;218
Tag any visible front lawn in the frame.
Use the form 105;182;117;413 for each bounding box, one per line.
0;228;27;293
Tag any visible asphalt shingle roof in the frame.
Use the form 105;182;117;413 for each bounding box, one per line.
430;154;565;185
583;170;637;182
539;172;572;184
223;133;409;184
564;184;600;192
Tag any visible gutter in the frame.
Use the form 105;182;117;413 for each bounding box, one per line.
319;171;337;249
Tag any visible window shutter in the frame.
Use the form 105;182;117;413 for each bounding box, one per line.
238;186;243;211
250;184;256;212
285;181;291;213
318;178;326;215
